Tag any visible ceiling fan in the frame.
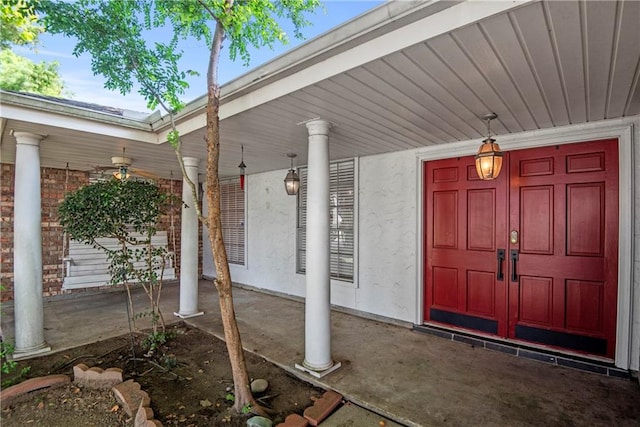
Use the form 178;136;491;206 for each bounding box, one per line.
92;148;160;181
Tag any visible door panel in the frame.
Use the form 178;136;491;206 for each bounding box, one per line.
433;191;457;248
432;267;458;309
425;156;508;336
566;183;604;256
509;139;618;357
565;280;603;334
467;189;496;251
467;271;496;317
519;186;554;254
519;276;553;326
425;138;619;358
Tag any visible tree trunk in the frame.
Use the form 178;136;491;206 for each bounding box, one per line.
205;83;259;414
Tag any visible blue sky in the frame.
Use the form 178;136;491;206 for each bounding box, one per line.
16;1;383;113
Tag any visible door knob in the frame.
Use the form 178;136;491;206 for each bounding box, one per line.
510;230;519;244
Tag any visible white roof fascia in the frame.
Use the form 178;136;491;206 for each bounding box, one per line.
157;0;533;141
0;91;155;128
1;103;159;144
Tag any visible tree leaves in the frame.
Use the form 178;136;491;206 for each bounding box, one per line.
0;0;44;49
0;49;66;95
39;0;320;111
58;178;177;244
167;129;180;149
0;1;66;96
39;0;189;112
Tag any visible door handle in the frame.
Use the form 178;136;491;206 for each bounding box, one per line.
496;249;505;281
510;249;519;282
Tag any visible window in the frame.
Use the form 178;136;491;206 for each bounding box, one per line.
297;159;355;281
220;179;245;265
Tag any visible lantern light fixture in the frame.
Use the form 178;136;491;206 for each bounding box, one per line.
238;144;246;190
475;112;503;180
113;165;130;180
112;148;132;180
284;153;300;195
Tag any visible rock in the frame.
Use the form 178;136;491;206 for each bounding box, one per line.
250;378;268;394
0;374;71;409
73;364;123;389
111;379;150;417
247;415;273;427
276;414;309;427
303;390;343;426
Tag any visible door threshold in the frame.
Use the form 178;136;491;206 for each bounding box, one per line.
413;324;630;379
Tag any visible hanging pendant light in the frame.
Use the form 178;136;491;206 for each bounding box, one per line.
112;147;131;180
475;112;503;180
113;165;130;180
284;153;300;195
238;144;246;190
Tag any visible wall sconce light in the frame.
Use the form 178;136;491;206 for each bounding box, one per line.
284;153;300;195
475;112;503;180
238;144;247;191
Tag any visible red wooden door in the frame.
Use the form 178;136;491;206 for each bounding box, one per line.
424;157;509;336
508;140;619;358
424;139;619;358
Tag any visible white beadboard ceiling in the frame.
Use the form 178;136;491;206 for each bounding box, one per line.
1;0;638;180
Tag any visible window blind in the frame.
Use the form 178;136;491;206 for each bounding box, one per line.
220;179;245;265
297;159;354;281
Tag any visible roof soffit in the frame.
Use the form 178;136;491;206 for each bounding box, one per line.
156;0;533;140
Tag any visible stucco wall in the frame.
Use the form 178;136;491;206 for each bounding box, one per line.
203;172;304;298
204;117;639;370
355;151;417;321
203;150;420;323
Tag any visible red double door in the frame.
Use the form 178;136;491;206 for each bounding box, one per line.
424;139;619;358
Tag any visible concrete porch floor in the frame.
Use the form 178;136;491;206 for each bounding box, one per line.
1;280;639;426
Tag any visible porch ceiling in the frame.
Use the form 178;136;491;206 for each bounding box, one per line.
1;0;638;180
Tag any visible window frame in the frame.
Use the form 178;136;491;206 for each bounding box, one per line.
219;178;247;266
296;158;358;286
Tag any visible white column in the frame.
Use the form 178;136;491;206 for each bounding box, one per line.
174;157;203;318
296;119;341;377
13;132;50;358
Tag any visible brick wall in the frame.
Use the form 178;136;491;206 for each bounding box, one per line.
41;166;89;297
0;163;188;301
156;179;203;276
156;177;185;275
0;164;15;300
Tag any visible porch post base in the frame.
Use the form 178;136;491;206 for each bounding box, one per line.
295;361;341;378
13;344;51;361
173;311;204;319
